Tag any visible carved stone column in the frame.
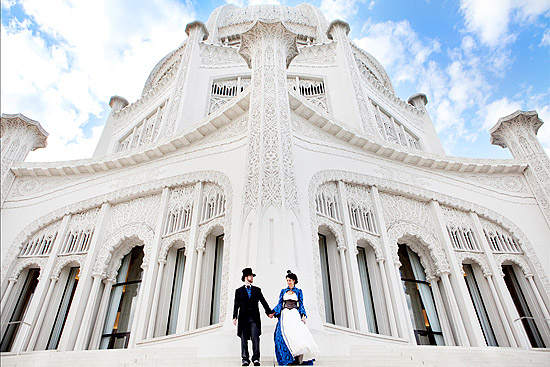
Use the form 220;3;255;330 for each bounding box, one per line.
238;21;300;286
490;110;550;226
60;202;111;351
93;96;128;157
159;21;209;136
128;186;171;346
17;214;70;352
0;114;48;207
327;21;375;136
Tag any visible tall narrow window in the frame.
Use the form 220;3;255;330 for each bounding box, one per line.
463;264;498;346
47;267;80;350
502;265;545;348
398;244;444;346
166;248;186;335
0;268;40;352
210;235;224;325
319;234;335;324
100;246;144;349
357;247;378;333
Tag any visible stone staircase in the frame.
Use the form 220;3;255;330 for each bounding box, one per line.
1;345;548;366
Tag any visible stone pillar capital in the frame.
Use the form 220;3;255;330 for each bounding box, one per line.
408;93;428;110
108;95;129;112
489;110;543;149
238;20;298;69
185;21;209;41
326;20;350;40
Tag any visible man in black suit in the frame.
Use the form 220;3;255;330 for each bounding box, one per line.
233;268;274;366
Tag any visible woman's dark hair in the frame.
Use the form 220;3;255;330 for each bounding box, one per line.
286;270;298;284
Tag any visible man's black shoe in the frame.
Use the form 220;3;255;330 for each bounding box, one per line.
242;360;250;366
253;361;261;366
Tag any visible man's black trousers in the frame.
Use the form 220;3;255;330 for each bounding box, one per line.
240;316;260;363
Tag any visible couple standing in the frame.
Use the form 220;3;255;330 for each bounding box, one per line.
233;268;319;366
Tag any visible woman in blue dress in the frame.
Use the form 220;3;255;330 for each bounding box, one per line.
272;270;319;366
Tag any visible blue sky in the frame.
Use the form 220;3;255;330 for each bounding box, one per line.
1;0;549;162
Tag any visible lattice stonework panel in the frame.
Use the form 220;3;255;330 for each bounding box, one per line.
200;183;226;224
440;206;481;251
59;207;100;255
288;77;329;113
208;77;251;115
19;220;61;257
344;183;377;233
315;181;341;222
117;101;167;153
480;217;522;254
164;185;195;235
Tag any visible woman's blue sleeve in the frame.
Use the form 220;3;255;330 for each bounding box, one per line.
273;289;285;317
298;289;307;317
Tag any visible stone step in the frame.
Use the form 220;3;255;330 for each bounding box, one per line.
2;346;548;367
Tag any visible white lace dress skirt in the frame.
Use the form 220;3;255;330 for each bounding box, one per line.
280;293;319;362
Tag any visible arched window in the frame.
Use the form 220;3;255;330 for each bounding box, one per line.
398;244;444;345
196;233;224;328
0;268;39;352
357;246;378;333
502;264;546;348
462;263;498;346
46;266;80;350
318;231;348;327
166;247;186;335
100;246;144;349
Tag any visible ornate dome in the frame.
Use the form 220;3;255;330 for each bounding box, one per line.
141;3;394;96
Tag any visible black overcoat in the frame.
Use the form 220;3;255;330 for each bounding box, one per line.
233;285;272;338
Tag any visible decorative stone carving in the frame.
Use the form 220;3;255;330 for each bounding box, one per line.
12;177;74;198
480;218;522;254
200;43;247;66
19;221;61;257
240;20;300;218
288;77;329;113
207;77;250;114
455;252;492;277
315;181;341;222
307;169;549;296
1;114;48;205
9;257;46;281
292;42;336;66
353;231;384;261
197;115;248;146
159;230;189;262
97;225;154;280
59;208;100;255
495;253;533;278
51;254;86;279
490;110;550;224
457;174;528;193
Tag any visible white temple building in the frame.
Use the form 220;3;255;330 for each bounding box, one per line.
1;4;549;366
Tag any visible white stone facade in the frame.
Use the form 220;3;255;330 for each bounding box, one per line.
1;3;549;362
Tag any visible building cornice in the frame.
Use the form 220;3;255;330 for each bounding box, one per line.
287;90;527;174
11;90;250;177
10;88;527;177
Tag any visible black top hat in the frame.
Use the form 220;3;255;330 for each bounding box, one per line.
241;267;256;282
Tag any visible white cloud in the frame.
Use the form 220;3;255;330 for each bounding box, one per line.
540;28;550;46
1;0;195;162
460;0;550;47
355;20;440;85
248;0;281;5
224;0;245;6
320;0;365;21
478;97;523;130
